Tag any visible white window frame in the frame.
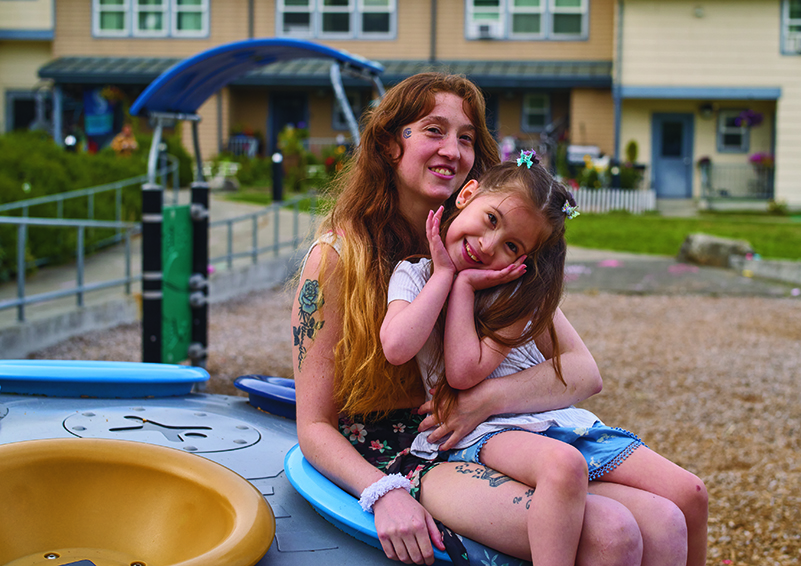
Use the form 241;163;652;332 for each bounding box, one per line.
782;0;801;54
465;0;588;41
171;0;210;38
93;0;209;38
133;0;168;38
717;110;750;153
277;0;395;39
94;0;131;38
521;93;550;133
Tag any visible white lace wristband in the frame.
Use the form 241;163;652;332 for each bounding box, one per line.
358;473;413;513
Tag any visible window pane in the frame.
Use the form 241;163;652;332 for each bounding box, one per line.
473;0;500;6
512;14;540;33
323;0;349;6
554;0;582;7
363;0;389;6
284;0;310;5
177;0;202;4
100;0;125;4
474;12;501;21
513;0;540;6
722;133;743;148
322;12;350;32
790;0;801;19
138;0;163;5
100;12;126;29
138;12;164;30
283;12;311;31
525;95;547;110
553;13;582;34
177;12;202;30
661;122;683;157
362;13;389;32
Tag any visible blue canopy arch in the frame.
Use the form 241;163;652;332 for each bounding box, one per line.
130;37;385;183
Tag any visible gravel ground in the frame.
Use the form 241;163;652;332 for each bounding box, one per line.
30;286;801;566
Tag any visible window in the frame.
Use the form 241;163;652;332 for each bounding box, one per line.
277;0;395;38
521;93;550;132
466;0;588;40
782;0;801;54
717;110;749;153
333;91;362;131
93;0;208;37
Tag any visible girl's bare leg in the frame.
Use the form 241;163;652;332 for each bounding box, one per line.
599;447;708;566
420;461;643;566
478;431;588;566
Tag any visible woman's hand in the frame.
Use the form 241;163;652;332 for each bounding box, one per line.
418;384;495;451
427;207;455;279
373;488;445;565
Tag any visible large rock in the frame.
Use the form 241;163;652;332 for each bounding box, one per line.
677;233;754;267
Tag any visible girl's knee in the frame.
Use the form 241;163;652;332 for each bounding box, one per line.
541;443;588;492
675;472;709;523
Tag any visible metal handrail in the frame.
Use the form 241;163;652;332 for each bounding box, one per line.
1;192;318;324
0;217;140;322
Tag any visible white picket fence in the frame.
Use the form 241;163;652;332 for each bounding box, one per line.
571;188;657;214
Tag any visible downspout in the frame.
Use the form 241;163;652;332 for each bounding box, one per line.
430;0;437;62
248;0;254;38
612;0;624;162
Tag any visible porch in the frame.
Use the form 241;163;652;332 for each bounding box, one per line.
700;162;775;201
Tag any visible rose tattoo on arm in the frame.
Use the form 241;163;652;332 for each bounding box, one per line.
294;279;325;370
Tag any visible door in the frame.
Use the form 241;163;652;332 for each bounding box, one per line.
651;113;694;198
268;92;309;155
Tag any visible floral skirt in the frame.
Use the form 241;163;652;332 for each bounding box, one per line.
339;409;529;566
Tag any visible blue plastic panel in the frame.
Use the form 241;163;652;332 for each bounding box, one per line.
0;360;208;398
284;444;452;562
234;375;296;420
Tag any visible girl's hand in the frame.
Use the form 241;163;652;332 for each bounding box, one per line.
418;385;494;451
427;207;455;278
373;487;445;565
455;256;526;292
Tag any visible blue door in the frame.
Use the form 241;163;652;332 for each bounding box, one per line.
652;113;694;198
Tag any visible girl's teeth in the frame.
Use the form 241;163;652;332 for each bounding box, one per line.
431;167;452;175
465;242;479;262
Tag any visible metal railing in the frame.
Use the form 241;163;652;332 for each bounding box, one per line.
0;217;140;322
1;192;318;323
701;163;775;200
209;193;319;269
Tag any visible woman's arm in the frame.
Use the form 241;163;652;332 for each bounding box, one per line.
422;307;602;451
294;243;444;564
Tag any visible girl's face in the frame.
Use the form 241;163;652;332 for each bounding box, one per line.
393;92;477;222
445;180;548;272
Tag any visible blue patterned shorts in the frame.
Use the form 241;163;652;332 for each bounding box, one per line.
446;422;645;481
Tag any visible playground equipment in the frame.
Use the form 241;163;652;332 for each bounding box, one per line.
129;38;385;367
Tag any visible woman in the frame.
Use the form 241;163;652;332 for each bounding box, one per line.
292;72;706;565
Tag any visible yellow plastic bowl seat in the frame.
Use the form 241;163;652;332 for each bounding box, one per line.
0;438;275;566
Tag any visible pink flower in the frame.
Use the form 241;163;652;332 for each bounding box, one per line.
345;423;366;444
370;440;389;453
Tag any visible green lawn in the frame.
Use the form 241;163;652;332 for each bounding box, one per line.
566;211;801;261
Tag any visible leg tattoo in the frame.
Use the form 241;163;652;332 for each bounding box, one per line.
454;463;513;488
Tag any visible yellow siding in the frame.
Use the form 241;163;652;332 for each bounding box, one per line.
181;88;228;164
0;41;52;132
54;0;250;57
230;89;268;142
570;89;614;155
620;0;801;205
0;0;53;31
436;0;614;61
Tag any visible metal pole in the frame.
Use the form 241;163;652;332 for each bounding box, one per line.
188;120;209;371
76;226;85;307
142;119;165;363
17;224;26;322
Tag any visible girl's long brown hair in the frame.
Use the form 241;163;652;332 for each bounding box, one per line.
318;73;499;418
430;160;577;423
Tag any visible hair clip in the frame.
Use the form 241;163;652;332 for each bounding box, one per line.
517;149;537;169
562;201;580;220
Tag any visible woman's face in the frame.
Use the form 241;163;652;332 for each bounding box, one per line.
393;92;477;222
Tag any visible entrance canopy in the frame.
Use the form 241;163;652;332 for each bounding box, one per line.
130;37;384;117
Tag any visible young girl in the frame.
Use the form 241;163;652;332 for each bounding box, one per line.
381;152;707;566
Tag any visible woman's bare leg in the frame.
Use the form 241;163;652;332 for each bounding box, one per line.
478;431;588;566
590;480;688;566
420;461;643;566
599;447;708;566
